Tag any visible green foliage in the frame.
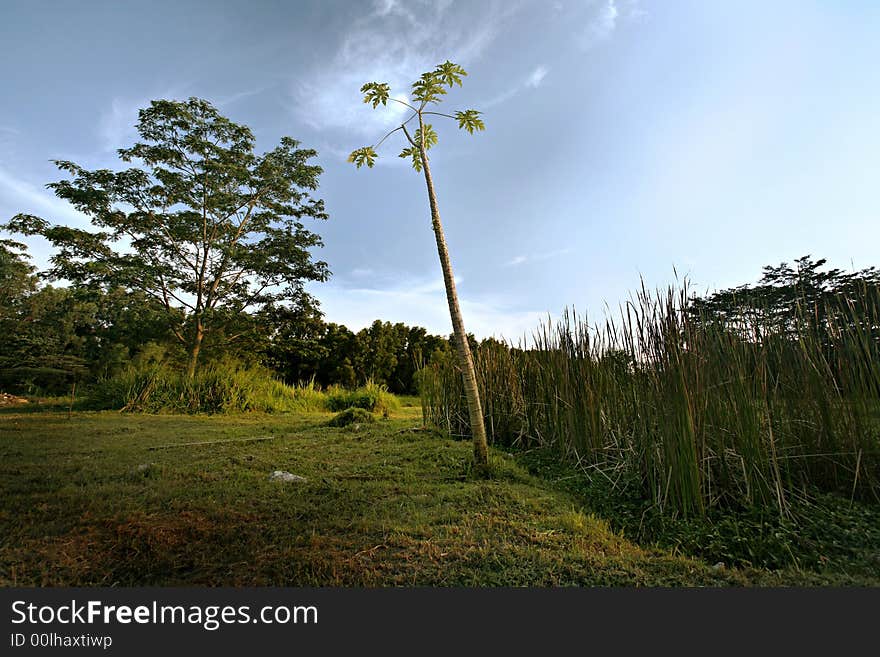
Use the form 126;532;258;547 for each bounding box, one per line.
327;406;376;427
347;146;377;169
521;446;880;575
411;61;466;105
0;239;36;311
359;82;391;108
454;110;485;134
397;146;422;171
433;61;467;88
0;285;91;394
0;238;177;394
420;262;880;517
414;123;438;149
3;97;329;375
87;360;326;414
326;381;399;416
267;315;450;394
349;61;484;172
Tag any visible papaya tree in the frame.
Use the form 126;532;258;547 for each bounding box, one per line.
348;61;490;471
4;98;329;377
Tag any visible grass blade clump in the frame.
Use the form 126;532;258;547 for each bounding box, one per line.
87;360;329;414
419;280;880;516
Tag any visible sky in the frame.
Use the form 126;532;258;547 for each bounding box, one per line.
1;0;878;340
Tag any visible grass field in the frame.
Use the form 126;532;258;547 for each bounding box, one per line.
1;400;877;586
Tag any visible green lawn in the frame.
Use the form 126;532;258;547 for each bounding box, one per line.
0;401;875;586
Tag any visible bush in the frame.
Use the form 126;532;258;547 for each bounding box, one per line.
327;406;376;427
87;360;327;414
326;381;398;416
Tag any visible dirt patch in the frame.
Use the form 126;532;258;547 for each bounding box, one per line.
0;392;28;407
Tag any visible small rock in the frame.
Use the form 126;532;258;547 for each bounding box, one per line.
712;562;726;571
269;470;307;483
135;463;152;473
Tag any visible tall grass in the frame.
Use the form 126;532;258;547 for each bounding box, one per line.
88;360;327;414
419;283;880;516
326;380;400;415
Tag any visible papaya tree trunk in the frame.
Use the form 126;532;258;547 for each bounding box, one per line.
417;132;489;470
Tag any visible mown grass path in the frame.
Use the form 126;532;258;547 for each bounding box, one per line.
1;403;873;586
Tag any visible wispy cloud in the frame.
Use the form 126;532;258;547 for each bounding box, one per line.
579;0;620;49
504;247;572;267
0;126;20;160
620;0;647;22
526;65;549;88
0;165;89;225
215;87;270;107
97;89;187;152
292;1;515;136
98;97;146;152
482;64;550;108
311;271;548;340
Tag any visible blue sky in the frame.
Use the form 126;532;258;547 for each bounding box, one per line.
1;0;878;339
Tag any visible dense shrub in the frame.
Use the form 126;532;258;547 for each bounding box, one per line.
326;381;398;416
327;406;376;427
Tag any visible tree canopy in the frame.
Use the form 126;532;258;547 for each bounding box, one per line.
4;97;329;375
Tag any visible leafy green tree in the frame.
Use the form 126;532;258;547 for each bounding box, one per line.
0;285;92;394
316;323;359;388
0;239;37;314
349;61;490;471
76;286;176;379
357;320;406;385
692;256;880;339
394;325;450;394
262;299;329;383
4;97;329;377
689;255;880;391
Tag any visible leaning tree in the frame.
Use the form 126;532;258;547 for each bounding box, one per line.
4;98;329;376
348;61;490;471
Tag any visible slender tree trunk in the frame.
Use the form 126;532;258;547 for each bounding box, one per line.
187;321;204;379
417;138;489;471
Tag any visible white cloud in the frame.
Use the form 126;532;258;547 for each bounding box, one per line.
310;272;549;341
580;0;619;49
526;65;548;88
0;166;95;272
0;165;90;226
215;87;269;107
292;1;513;136
504;247;572;267
98;86;265;153
97;88;188;152
482;64;550;108
481;86;522;110
98;97;144;152
620;0;647;21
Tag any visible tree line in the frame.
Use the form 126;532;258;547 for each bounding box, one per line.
0;238;461;395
